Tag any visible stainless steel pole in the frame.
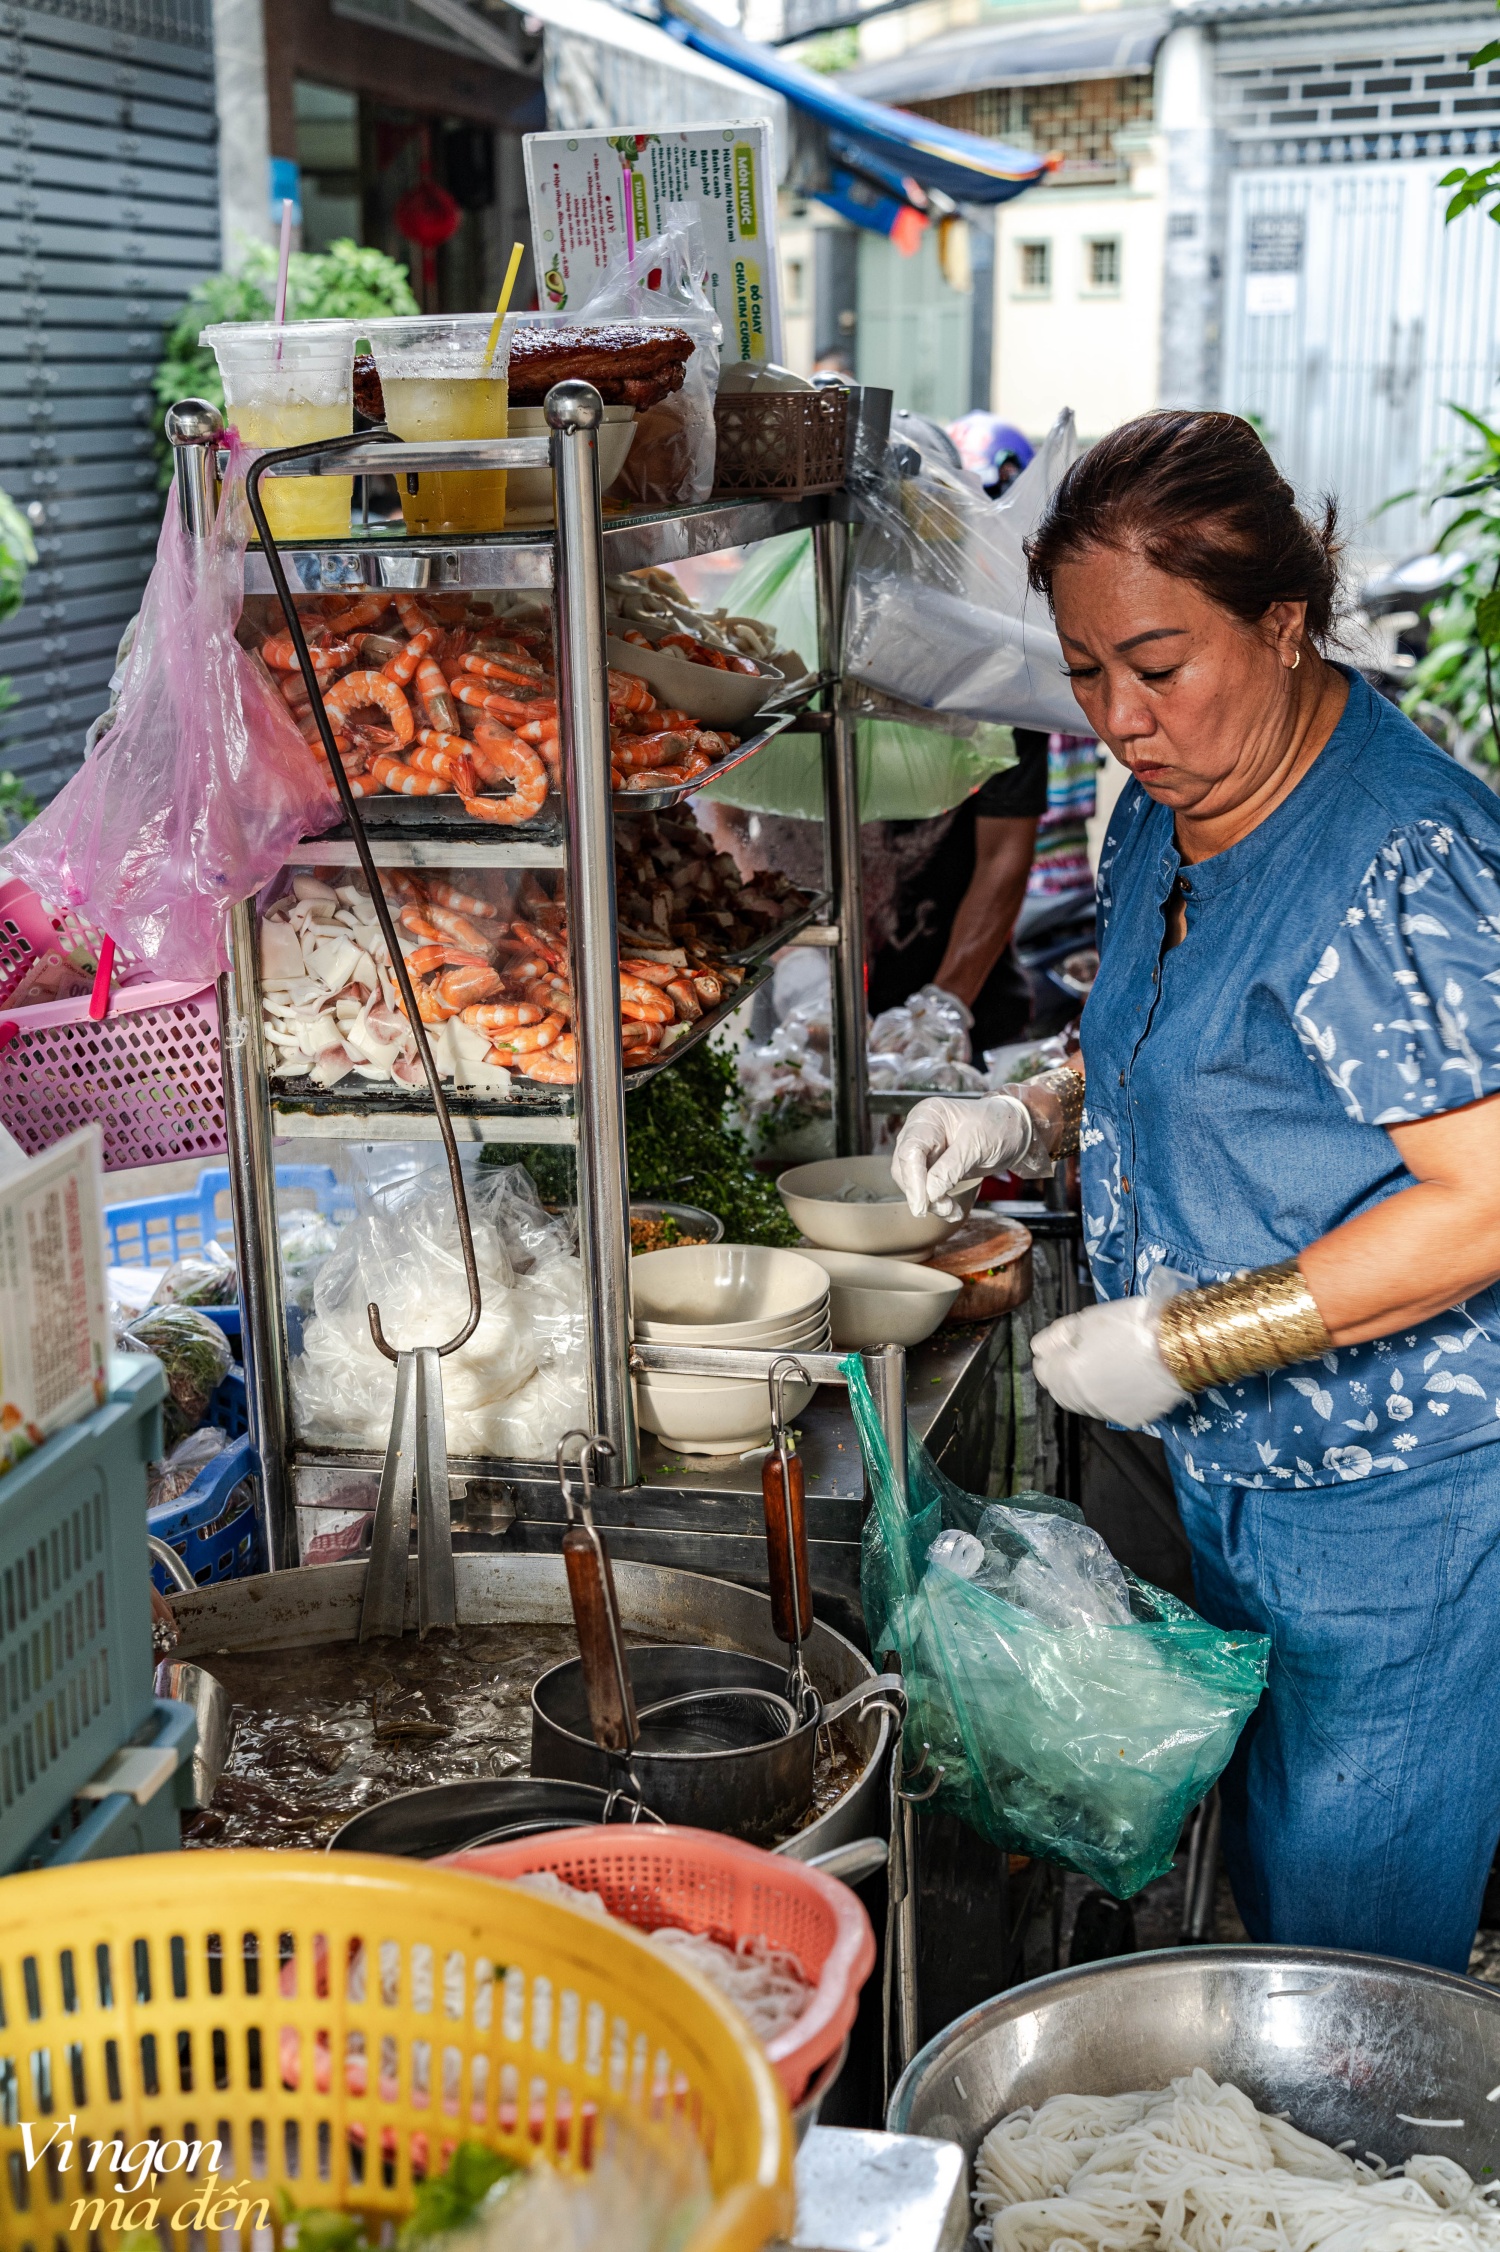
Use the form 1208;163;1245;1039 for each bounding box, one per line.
812;518;869;1155
220;902;293;1567
165;399;223;538
868;1342;919;2065
165;397;292;1570
549;381;637;1488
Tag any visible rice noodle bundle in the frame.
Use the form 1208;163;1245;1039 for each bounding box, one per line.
511;1869;813;2045
973;2070;1500;2252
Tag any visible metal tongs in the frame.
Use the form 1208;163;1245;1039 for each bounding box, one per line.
557;1430;648;1818
763;1356;819;1724
244;439;483;1644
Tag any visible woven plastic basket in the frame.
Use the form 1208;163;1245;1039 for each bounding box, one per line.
0;979;226;1171
443;1825;875;2107
0;875;117;1007
712;391;849;499
0;1852;794;2252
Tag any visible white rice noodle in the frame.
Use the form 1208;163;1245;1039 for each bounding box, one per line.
972;2070;1500;2252
510;1871;812;2044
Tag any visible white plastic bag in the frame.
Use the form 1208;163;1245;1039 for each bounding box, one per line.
845;410;1086;734
574;202;722;506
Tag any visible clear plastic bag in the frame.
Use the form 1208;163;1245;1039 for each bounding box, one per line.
844;410;1088;735
291;1162;586;1460
5;433;338;981
123;1303;234;1449
148;1239;237;1310
571;203;721;507
848;1356;1269;1897
698;532;1020;820
148;1424;228;1512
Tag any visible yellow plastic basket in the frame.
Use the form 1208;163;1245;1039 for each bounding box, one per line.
0;1851;794;2252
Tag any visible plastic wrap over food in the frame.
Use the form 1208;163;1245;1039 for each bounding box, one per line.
5;433;338;979
573;204;722;507
291;1164;585;1459
849;1355;1269;1897
844;410;1087;735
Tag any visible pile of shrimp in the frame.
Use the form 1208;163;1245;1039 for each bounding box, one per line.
248;587;743;815
261;863;745;1093
394;866;746;1087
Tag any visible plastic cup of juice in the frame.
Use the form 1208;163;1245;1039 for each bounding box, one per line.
202;321;357;542
365;314;509;536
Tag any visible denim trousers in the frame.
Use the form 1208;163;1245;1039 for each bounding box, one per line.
1171;1442;1500;1972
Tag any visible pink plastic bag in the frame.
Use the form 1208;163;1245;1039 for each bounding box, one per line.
6;434;338;982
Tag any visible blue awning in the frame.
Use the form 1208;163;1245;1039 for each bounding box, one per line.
658;2;1048;206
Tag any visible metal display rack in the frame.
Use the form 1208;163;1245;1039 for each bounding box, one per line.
167;390;879;1573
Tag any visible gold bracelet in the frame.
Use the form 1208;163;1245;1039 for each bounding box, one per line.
1157;1258;1332;1393
1027;1065;1087;1158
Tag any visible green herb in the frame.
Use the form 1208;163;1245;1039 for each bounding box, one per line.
279;2141;521;2252
487;1040;799;1248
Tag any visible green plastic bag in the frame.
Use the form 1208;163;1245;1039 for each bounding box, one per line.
847;1357;1269;1898
697;532;1017;822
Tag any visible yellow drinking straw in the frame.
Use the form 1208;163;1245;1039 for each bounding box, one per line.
483;242;526;371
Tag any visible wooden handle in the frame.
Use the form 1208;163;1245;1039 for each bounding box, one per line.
762;1448;813;1646
563;1524;638;1754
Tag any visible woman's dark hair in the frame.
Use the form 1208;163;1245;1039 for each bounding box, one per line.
1025;410;1342;644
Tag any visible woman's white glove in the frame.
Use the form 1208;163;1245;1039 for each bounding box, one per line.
1030;1297;1190;1428
892;1094;1033;1219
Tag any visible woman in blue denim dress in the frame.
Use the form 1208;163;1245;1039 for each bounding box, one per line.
893;411;1500;1972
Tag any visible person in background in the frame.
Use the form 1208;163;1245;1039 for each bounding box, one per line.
866;729;1050;1057
950;411;1036;497
812;347;856;380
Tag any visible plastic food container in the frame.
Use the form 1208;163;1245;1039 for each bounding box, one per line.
202;320;356;541
365;312;510;536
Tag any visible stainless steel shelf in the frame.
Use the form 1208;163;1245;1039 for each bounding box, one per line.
267;956;771;1142
244;493;834;595
720;887;830;967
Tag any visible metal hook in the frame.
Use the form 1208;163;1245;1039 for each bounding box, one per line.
557;1429;613;1524
898;1740;946;1802
244;432;481;1365
766;1357;815;1719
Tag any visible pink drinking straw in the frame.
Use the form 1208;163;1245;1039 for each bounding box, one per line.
272;196;293;361
622;163;635;264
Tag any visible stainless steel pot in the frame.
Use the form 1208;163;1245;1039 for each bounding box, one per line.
328;1778;663;1855
532;1645;900;1845
168;1551;892;1861
889;1945;1500;2245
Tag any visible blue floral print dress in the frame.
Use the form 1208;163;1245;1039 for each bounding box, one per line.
1079;668;1500;1970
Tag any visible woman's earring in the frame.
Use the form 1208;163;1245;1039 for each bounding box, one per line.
1286;649;1301;670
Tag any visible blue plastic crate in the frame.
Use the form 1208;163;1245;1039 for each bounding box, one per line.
0;1354;167;1874
149;1433;264;1591
104;1161;353;1268
17;1697;197;1868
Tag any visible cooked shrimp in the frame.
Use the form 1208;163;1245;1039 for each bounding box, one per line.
460;1000;544;1029
522;1036;577;1083
427;905;499;955
462;653;549;690
406;943;494;974
618;765;691;792
435;964;503;1009
484;1012;566;1055
452;679;557;725
606;669;655;714
620;1018;664;1051
613;732;692;774
398;981;457;1024
618;959;677;987
324;671;415;746
462;736;547;821
382;628;440;684
393;592;439;637
369;755;445;796
360;632;405;666
406;741;476;792
510;919;562;966
415;658;458;734
666;977;702;1022
425;878;500;919
400;907;444;943
620;973;673;1014
322;594;389;636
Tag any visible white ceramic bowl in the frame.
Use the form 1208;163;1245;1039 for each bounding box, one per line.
505;404;636;523
796;1248;963;1350
632;1244;831;1332
777;1155;982;1256
604;634;784;729
634;1302;831;1349
635;1370;815;1455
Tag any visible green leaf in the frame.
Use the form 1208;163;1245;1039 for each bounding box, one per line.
1471;38;1500;65
1474;589;1500;647
397;2143;520;2249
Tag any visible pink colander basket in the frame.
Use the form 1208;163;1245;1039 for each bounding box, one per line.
0;880;226;1170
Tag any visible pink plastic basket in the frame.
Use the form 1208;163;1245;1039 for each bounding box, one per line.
0;978;227;1171
441;1824;876;2106
0;874;123;1006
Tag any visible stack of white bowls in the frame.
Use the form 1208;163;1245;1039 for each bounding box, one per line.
632;1244;831;1454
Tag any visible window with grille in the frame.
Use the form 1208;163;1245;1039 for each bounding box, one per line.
1018;240;1052;293
1086;236;1122;290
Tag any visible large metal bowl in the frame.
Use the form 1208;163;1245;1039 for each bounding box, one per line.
890;1947;1500;2241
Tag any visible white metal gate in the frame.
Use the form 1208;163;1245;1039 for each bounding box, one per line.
1222;158;1500;559
856;228;973;426
0;0;221;803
